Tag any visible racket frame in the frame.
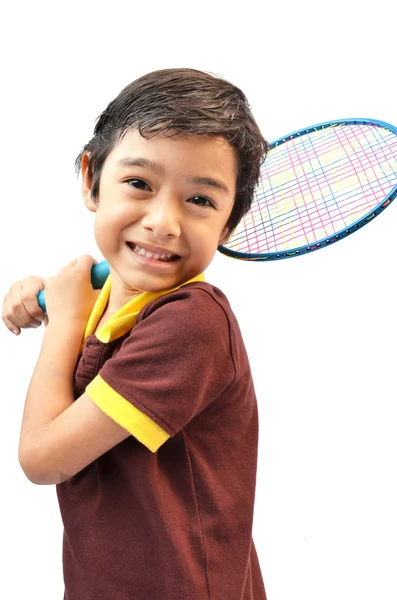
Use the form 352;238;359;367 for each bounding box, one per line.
217;118;397;261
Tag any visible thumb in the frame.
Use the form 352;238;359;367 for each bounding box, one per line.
78;254;98;267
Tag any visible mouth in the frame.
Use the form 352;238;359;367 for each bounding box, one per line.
126;242;180;263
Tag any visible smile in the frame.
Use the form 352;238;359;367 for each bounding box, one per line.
126;242;180;262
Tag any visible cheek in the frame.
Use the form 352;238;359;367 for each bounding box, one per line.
191;233;221;265
93;219;110;253
93;212;120;251
96;203;135;232
192;220;224;246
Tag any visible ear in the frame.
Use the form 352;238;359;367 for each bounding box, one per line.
81;153;97;213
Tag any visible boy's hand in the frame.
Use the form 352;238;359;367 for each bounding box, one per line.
44;255;98;330
2;276;48;336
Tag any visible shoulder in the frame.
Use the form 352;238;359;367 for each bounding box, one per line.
131;282;240;363
137;281;235;332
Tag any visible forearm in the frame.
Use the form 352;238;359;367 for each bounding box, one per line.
19;322;83;457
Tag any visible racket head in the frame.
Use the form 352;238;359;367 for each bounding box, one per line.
218;118;397;261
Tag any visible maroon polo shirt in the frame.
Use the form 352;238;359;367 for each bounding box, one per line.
56;281;267;599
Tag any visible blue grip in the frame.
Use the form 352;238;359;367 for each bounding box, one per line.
37;260;110;313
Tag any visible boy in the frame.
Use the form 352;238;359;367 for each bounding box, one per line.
2;68;269;599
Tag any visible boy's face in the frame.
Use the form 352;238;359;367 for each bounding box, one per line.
82;129;237;299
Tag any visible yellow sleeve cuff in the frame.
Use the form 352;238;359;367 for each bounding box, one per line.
86;374;170;453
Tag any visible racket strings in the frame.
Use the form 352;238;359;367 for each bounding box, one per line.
226;124;397;254
266;127;395;233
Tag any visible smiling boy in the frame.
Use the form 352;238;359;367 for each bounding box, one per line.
84;129;237;306
3;68;269;599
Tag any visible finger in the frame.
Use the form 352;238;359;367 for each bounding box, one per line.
78;254;97;267
5;281;44;329
2;314;21;335
2;284;27;330
2;292;21;334
20;277;47;322
74;255;97;278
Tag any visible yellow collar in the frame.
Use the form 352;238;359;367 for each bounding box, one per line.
81;272;205;351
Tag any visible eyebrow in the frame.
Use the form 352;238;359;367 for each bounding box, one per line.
117;157;230;194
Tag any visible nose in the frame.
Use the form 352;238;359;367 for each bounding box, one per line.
141;198;181;239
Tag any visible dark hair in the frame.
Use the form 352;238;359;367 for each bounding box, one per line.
75;68;269;234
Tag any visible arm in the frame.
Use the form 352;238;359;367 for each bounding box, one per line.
18;255;131;485
19;323;81;480
19;322;130;485
19;280;234;485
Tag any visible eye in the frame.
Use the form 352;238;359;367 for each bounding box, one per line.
189;196;215;208
125;178;151;191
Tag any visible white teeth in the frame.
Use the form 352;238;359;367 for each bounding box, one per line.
130;244;176;262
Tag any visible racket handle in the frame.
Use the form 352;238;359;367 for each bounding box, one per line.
37;260;110;313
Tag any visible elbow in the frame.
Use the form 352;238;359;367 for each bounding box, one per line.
19;444;47;485
19;458;42;485
19;460;55;486
18;446;69;486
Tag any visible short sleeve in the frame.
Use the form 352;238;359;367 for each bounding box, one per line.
85;285;236;452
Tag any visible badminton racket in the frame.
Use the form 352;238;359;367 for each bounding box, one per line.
37;118;397;310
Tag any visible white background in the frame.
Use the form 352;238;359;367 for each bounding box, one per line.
1;1;396;599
